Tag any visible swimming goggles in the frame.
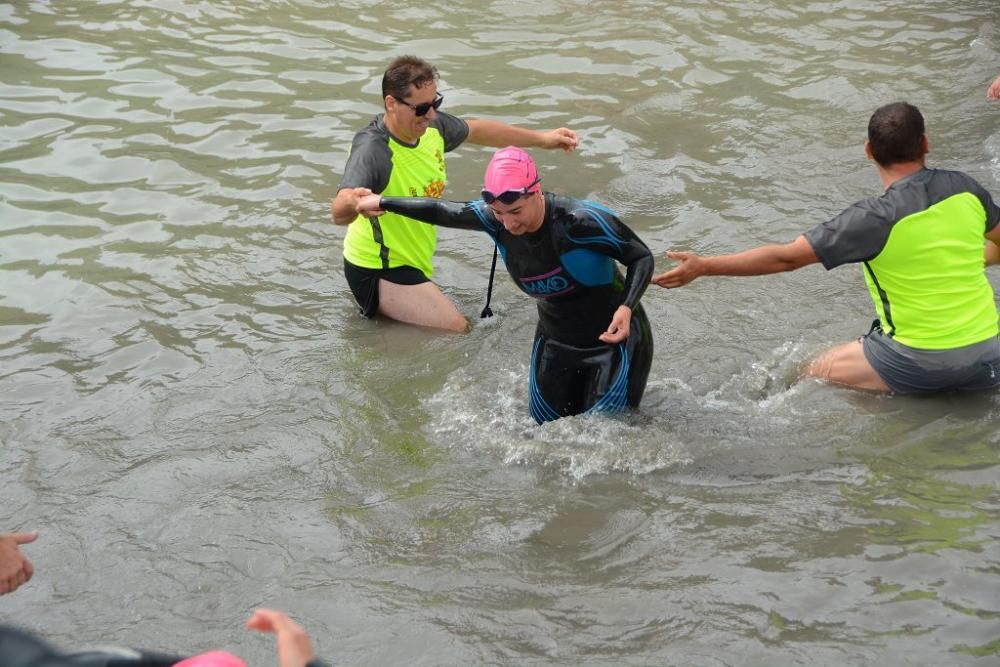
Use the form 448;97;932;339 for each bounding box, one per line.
392;92;444;116
481;177;541;205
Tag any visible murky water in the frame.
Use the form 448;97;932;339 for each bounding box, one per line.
3;1;1000;664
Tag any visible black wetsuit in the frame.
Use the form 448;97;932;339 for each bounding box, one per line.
0;625;333;667
0;624;180;666
377;193;655;423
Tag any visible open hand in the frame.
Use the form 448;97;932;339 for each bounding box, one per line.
650;251;703;288
598;305;632;344
247;608;315;667
0;531;37;595
540;128;580;153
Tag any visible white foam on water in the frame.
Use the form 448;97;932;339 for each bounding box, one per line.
423;365;693;480
421;337;847;480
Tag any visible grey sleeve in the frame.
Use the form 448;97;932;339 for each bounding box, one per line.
338;128;392;193
803;200;892;270
972;180;1000;232
433;111;470;152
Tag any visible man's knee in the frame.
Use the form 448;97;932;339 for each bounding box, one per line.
440;311;470;333
802;341;891;392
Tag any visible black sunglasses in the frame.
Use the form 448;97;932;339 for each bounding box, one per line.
392;92;444;117
481;177;541;205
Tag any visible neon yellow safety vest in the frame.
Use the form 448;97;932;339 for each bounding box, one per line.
862;190;997;349
343;128;448;278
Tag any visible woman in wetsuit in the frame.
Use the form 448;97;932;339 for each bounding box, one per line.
356;146;654;424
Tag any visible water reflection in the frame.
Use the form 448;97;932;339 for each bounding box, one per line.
3;0;1000;664
841;416;1000;655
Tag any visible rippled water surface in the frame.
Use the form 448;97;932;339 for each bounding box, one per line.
3;1;1000;665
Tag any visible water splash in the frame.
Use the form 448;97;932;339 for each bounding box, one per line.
423;366;693;480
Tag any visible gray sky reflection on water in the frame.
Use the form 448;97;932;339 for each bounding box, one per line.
2;0;1000;665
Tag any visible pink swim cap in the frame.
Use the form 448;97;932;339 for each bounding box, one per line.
483;146;540;198
174;650;247;667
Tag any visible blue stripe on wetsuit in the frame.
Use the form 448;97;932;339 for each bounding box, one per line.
466;201;497;233
587;344;629;414
560;248;614;287
467;201;507;261
529;336;561;423
567;201;626;252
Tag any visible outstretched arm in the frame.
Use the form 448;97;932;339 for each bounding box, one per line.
466;120;579;153
356;195;487;231
651;235;819;288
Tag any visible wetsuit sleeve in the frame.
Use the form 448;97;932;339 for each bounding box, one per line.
379;197;487;232
803;199;892;269
615;230;653;310
432;111;470;152
570;204;653;310
338;126;392;193
621;248;654;310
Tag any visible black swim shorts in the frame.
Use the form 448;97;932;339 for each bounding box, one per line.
343;258;428;318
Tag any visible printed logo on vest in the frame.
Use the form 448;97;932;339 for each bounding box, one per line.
424;179;445;198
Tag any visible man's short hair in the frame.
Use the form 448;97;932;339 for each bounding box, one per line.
867;102;926;166
381;56;438;101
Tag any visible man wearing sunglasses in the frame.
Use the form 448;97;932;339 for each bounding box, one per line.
354;146;654;424
332;55;579;333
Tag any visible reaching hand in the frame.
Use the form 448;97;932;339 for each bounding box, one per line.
989;75;1000;101
650;251;704;288
349;188;373;206
0;531;37;595
540;128;580;153
332;187;374;225
247;609;315;667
